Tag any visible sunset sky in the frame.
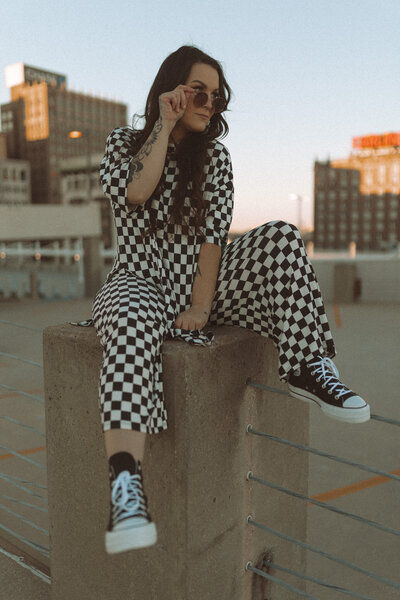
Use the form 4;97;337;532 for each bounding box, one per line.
1;0;399;232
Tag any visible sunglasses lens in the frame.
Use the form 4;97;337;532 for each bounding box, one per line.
193;92;208;108
193;92;226;113
214;97;226;113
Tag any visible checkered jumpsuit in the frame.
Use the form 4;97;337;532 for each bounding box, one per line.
92;126;335;434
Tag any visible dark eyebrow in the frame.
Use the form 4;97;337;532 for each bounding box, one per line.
190;79;220;93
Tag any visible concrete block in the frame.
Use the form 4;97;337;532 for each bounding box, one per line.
82;237;102;298
43;324;309;600
334;263;356;303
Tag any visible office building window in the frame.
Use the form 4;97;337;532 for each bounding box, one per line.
351;171;359;186
390;196;399;208
376;197;385;208
364;170;373;187
328;170;336;185
392;163;399;183
328;190;336;201
340;171;348;187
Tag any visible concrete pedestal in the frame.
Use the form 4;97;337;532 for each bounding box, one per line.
334;263;357;303
43;324;309;600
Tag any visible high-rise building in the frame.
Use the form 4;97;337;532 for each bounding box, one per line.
1;63;127;204
314;132;400;251
0;158;31;204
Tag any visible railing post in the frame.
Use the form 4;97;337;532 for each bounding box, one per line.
82;236;102;298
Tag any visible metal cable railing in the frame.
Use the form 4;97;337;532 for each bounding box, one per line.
0;415;45;437
0;319;49;562
261;560;375;600
2;318;399;594
0;383;44;403
246;561;320;599
247;517;400;592
247;425;400;482
247;379;400;427
0;352;43;368
247;470;399;537
245;380;400;597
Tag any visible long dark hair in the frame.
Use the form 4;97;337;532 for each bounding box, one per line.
130;45;232;241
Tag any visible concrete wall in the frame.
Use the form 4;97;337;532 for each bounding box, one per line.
312;256;400;303
0;269;83;300
43;324;310;600
0;203;101;241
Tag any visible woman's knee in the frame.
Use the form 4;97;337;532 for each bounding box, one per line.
264;220;301;236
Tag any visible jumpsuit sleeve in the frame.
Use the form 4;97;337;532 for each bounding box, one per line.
99;126;141;214
203;145;234;249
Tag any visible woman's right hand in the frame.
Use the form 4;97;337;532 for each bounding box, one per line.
158;85;195;126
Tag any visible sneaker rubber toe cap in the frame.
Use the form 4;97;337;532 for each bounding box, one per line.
343;395;367;409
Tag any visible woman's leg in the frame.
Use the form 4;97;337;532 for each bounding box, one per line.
92;271;169;437
91;271;169;553
209;220;369;423
210;220;335;380
104;429;146;462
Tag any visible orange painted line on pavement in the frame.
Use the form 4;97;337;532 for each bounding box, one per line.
0;445;46;461
310;468;400;504
0;388;43;400
333;304;342;328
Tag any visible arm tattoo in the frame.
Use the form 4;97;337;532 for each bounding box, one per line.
128;117;163;182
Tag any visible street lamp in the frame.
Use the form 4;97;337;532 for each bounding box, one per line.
68;130;91;203
289;193;303;233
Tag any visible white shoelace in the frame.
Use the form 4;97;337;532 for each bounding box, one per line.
307;356;351;400
111;471;146;521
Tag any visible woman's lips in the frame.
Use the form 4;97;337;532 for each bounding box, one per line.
196;114;209;120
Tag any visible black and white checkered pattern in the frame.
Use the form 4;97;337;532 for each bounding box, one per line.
92;127;335;434
208;220;335;379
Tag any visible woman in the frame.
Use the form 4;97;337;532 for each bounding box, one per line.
91;45;370;555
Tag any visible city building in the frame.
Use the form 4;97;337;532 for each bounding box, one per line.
1;62;127;205
59;153;114;248
0;132;7;158
314;132;400;251
0;157;31;204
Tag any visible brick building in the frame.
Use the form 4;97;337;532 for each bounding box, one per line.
314;132;400;251
1;63;127;205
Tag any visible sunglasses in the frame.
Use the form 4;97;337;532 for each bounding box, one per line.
192;89;226;113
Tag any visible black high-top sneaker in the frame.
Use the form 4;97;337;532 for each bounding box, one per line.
287;356;370;423
105;452;157;554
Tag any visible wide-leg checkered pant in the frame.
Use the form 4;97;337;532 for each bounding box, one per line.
92;221;335;434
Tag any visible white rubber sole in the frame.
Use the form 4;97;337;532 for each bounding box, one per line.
288;385;371;423
105;521;157;554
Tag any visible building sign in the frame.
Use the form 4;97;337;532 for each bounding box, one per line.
353;132;400;150
5;63;67;89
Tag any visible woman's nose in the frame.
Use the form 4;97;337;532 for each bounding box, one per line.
204;93;214;110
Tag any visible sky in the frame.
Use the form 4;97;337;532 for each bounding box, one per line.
1;0;399;232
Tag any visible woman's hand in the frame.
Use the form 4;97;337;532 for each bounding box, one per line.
174;305;209;331
159;85;195;125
